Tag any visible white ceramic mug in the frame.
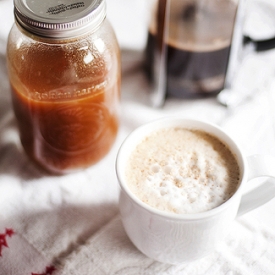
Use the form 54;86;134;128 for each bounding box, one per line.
116;117;275;265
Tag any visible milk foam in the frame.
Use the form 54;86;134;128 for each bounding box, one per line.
126;128;240;214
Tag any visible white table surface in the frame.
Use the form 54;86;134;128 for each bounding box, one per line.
1;0;275;274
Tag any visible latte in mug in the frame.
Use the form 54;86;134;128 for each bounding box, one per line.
125;127;240;214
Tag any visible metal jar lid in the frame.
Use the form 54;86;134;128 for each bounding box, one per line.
14;0;106;39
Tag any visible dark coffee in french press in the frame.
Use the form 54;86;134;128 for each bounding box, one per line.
145;0;239;99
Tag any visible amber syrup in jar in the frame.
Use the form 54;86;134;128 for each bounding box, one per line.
7;0;121;174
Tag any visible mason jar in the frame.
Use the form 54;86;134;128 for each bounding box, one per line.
6;0;121;174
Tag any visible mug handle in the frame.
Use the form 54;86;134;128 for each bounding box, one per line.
237;155;275;216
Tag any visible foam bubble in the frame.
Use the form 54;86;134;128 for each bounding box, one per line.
126;128;240;214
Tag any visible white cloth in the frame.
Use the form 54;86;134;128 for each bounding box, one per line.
1;0;275;274
59;215;275;275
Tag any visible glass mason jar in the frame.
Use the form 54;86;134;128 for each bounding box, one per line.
7;0;121;174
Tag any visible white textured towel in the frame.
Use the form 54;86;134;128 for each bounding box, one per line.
57;215;275;275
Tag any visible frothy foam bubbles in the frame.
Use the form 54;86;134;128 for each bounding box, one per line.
126;127;240;214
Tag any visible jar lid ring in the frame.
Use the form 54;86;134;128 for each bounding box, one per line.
14;0;106;38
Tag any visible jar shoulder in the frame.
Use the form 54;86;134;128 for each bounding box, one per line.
7;20;119;58
6;20;120;95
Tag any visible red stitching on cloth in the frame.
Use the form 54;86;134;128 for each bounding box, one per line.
0;228;14;256
0;228;56;274
31;266;56;275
